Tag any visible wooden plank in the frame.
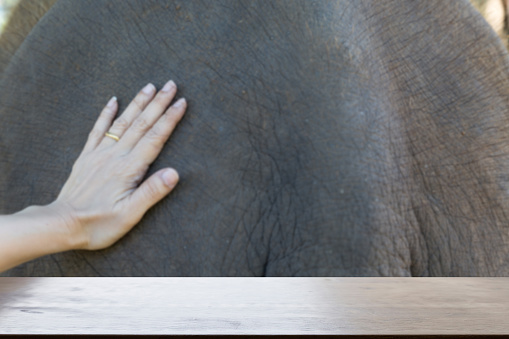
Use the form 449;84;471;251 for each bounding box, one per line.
0;278;508;336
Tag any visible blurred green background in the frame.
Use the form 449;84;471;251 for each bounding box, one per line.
0;0;18;33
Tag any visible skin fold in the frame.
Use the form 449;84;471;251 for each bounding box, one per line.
1;0;509;276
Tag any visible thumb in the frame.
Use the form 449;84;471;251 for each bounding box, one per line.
127;168;179;218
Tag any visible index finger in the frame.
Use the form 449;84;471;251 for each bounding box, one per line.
129;98;187;166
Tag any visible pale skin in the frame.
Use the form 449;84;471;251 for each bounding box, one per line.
0;80;187;273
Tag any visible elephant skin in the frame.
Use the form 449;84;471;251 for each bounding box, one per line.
1;0;509;276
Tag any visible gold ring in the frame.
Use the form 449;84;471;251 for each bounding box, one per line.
105;132;120;142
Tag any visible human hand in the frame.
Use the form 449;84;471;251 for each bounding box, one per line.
49;80;186;251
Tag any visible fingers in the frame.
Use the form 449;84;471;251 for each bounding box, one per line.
117;80;178;150
101;83;157;147
130;98;187;166
124;168;179;221
59;80;186;251
83;96;118;152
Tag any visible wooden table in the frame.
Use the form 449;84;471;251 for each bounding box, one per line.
0;278;507;337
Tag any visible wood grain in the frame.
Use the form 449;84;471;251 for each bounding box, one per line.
0;278;508;336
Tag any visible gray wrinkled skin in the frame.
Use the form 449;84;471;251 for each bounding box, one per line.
1;0;509;276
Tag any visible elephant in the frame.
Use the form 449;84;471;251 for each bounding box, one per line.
1;0;509;276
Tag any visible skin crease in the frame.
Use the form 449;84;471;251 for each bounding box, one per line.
0;81;187;273
1;0;509;276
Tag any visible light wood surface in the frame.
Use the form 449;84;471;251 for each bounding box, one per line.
0;278;508;336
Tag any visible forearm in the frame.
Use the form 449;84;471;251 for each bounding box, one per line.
0;203;83;273
0;81;184;274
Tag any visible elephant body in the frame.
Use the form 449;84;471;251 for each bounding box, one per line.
1;0;509;276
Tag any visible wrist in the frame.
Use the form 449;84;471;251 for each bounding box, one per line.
0;203;88;273
45;201;88;251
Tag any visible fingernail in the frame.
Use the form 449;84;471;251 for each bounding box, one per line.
162;168;179;187
173;98;186;108
107;96;117;107
161;80;176;92
142;83;155;94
